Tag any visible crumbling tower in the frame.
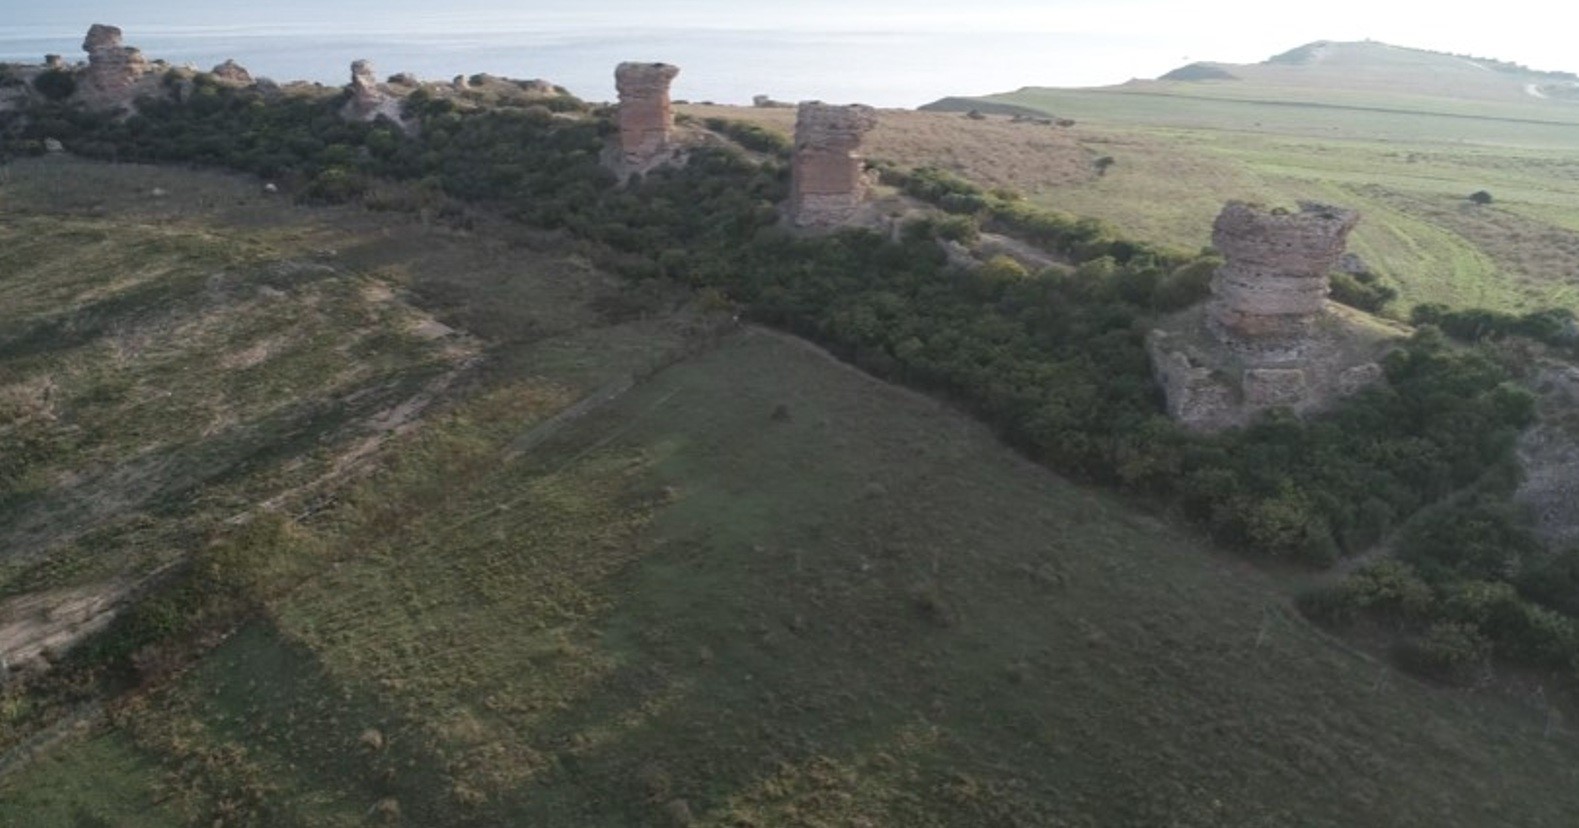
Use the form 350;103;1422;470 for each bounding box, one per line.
343;60;387;121
615;62;681;169
1147;200;1397;431
78;24;150;110
790;102;878;228
1209;201;1360;344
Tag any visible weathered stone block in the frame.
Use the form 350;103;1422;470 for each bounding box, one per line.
1243;368;1309;408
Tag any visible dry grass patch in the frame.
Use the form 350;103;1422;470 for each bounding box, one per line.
680;105;1093;192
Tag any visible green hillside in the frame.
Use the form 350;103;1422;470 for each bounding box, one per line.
926;41;1579;314
3;163;1579;827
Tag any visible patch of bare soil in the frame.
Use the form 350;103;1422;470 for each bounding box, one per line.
0;581;133;676
680;105;1094;193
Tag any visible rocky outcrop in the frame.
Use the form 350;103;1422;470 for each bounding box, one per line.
77;24;151;111
790;102;879;228
1148;201;1399;431
614;62;681;170
1209;201;1360;340
210;59;253;86
339;59;414;130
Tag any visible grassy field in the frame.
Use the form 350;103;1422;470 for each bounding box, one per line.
9;326;1579;826
920;41;1579;315
3;160;1579;824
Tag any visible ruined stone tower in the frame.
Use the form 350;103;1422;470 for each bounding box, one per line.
342;60;395;122
1209;201;1361;343
790;102;878;228
78;24;150;110
1148;201;1400;431
614;62;680;169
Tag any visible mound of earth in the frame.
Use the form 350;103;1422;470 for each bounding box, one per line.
1159;62;1239;81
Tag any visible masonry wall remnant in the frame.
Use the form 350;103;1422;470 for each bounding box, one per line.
790;102;879;228
1209;201;1361;342
1147;200;1396;431
615;62;681;168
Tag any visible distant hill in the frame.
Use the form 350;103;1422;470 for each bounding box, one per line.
1158;62;1238;82
1142;40;1579;104
926;40;1579;120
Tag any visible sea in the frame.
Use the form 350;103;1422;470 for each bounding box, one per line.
0;8;1192;108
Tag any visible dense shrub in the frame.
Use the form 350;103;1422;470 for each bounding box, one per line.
1397;495;1541;582
1329;269;1398;314
703;117;793;156
31;69;76;101
1412;303;1578;353
1395;621;1491;684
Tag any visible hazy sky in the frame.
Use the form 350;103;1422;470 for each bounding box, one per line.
2;1;1572;104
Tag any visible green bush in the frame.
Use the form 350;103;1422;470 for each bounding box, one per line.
1329;270;1398;313
1397;495;1540;582
1395;621;1490;684
702;117;792;156
1412;303;1578;353
31;69;76;101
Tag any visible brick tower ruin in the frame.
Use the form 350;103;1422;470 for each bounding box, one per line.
1148;201;1400;431
614;62;681;171
1209;202;1360;344
790;102;878;228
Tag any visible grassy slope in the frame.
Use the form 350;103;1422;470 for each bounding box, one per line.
0;159;474;604
8;318;1579;824
4;159;1579;825
930;41;1579;314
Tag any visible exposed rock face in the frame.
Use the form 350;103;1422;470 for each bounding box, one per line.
790;102;879;228
1209;201;1360;340
1148;201;1398;431
78;24;151;110
210;59;253;86
614;62;680;169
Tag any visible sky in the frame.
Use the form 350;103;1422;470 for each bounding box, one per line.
1;1;1573;105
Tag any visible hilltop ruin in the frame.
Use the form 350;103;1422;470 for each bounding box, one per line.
0;25;263;117
1209;202;1359;341
790;102;879;228
342;60;405;124
78;24;152;110
1149;201;1402;430
613;62;682;173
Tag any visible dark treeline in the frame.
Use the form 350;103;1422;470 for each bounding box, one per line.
2;69;1574;683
